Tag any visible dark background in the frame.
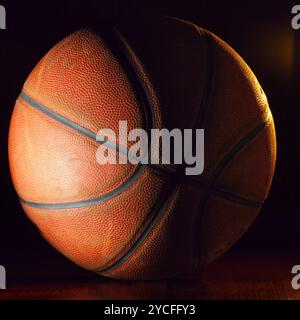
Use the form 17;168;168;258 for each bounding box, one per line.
0;0;298;281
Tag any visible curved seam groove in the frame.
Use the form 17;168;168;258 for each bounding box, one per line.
209;121;267;185
211;187;262;208
19;91;131;156
196;121;269;267
19;164;145;210
17;25;160;210
188;29;217;270
192;29;216;129
95;183;178;274
93;26;179;274
110;26;155;133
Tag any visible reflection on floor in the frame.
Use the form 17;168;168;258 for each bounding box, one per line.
1;252;300;300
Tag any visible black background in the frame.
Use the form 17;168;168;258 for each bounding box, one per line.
0;0;298;280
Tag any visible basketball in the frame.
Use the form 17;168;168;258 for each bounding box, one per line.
8;16;276;280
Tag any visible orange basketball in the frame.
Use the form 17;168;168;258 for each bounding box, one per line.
8;16;276;280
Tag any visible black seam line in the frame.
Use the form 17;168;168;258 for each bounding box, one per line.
20;91;97;141
197;119;268;266
94;26;181;274
111;26;157;166
95;183;178;274
189;26;216;270
148;166;262;209
209;121;268;185
19;91;131;157
111;27;154;132
212;187;262;208
20;91;144;163
18;24;158;210
195;121;268;267
149;166;262;209
20;164;145;210
18;92;148;210
193;29;216;129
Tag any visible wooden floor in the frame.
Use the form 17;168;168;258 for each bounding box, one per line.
1;252;300;300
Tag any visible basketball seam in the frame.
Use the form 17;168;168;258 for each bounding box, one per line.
20;164;146;209
95;182;179;274
96;23;218;275
19;92;142;161
110;27;156;131
19;92;99;144
17;31;266;209
92;26;181;274
192;31;272;268
197;120;270;267
17;27;180;278
17;26;181;276
17;25;158;210
209;121;267;185
16;96;140;203
192;28;216;129
17;92;146;209
17;28;216;210
187;29;217;270
211;187;262;208
149;161;264;208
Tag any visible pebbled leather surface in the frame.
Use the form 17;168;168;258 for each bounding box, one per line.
9;97;138;203
22;167;166;271
23;29;145;148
